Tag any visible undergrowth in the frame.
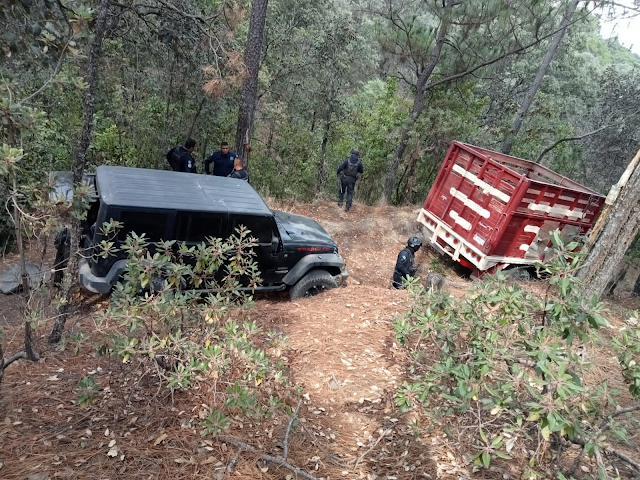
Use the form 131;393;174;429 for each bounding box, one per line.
94;226;293;436
395;232;640;479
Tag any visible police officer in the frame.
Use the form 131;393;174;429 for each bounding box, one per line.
337;149;364;212
204;141;237;176
392;237;422;289
229;157;249;182
166;138;197;173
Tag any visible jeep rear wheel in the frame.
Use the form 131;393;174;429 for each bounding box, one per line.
289;269;338;300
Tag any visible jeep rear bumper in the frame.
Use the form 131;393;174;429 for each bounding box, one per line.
79;257;126;294
336;266;348;285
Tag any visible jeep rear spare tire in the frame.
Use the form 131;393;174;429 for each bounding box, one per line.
289;269;338;300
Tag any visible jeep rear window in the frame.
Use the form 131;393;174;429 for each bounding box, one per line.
118;211;167;242
176;213;223;242
231;216;273;243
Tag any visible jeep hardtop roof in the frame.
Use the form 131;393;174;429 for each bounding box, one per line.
95;166;272;216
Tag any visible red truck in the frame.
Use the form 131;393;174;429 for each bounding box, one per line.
417;142;605;276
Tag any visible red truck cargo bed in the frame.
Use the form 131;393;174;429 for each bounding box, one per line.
417;142;605;272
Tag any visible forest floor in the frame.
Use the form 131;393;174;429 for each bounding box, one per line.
0;201;639;480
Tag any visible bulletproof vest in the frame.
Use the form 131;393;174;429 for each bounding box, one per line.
395;247;416;272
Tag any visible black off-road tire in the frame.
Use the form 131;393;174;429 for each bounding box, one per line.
289;269;338;300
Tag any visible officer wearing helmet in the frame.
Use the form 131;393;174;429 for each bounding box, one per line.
392;237;422;289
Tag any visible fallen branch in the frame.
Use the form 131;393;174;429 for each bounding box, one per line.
2;350;27;368
511;356;537;368
298;422;352;468
283;399;302;461
606;446;640;473
218;435;319;480
353;427;394;470
0;348;27;386
224;447;242;477
568;404;640;476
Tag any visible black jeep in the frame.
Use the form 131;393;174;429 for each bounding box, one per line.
75;166;348;299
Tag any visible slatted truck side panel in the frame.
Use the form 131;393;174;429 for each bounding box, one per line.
417;142;606;275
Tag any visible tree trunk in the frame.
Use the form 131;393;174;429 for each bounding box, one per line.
160;51;175;169
12;175;39;362
316;108;333;195
234;0;269;169
49;0;111;344
382;16;449;203
267;119;275;153
73;0;111;185
578;148;640;299
604;263;628;297
405;150;419;205
188;97;206;139
631;272;640;297
501;0;579;155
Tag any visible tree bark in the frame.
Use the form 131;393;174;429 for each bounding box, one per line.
188;97;206;139
405;149;420;205
631;272;640;297
234;0;269;169
50;0;111;344
316;107;333;195
604;263;627;297
501;0;579;155
73;0;111;185
160;51;175;169
13;175;39;362
578;148;640;299
382;15;449;203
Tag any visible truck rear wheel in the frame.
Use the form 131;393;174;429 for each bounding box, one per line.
289;269;338;300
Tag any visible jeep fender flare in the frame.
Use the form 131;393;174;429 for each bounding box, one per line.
282;253;347;286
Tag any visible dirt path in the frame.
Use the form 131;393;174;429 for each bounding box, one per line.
255;202;472;478
259;287;417;476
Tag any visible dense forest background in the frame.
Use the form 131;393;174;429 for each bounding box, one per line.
1;0;640;248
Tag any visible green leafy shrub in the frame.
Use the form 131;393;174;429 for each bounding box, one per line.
75;376;100;407
393;233;639;478
612;321;640;398
99;226;290;432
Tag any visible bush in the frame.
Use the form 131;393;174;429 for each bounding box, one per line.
99;226;290;432
394;233;639;478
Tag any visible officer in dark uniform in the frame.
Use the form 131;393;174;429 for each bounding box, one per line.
166;138;197;173
392;236;422;289
336;149;364;212
204;142;237;176
228;157;249;182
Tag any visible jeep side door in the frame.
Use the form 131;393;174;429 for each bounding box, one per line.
174;210;229;287
230;215;286;287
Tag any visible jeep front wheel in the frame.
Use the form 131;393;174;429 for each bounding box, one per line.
289;269;338;300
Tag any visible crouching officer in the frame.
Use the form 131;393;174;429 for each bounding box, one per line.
392;236;422;289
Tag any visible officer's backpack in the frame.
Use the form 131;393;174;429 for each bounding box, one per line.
344;158;360;178
166;147;181;171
